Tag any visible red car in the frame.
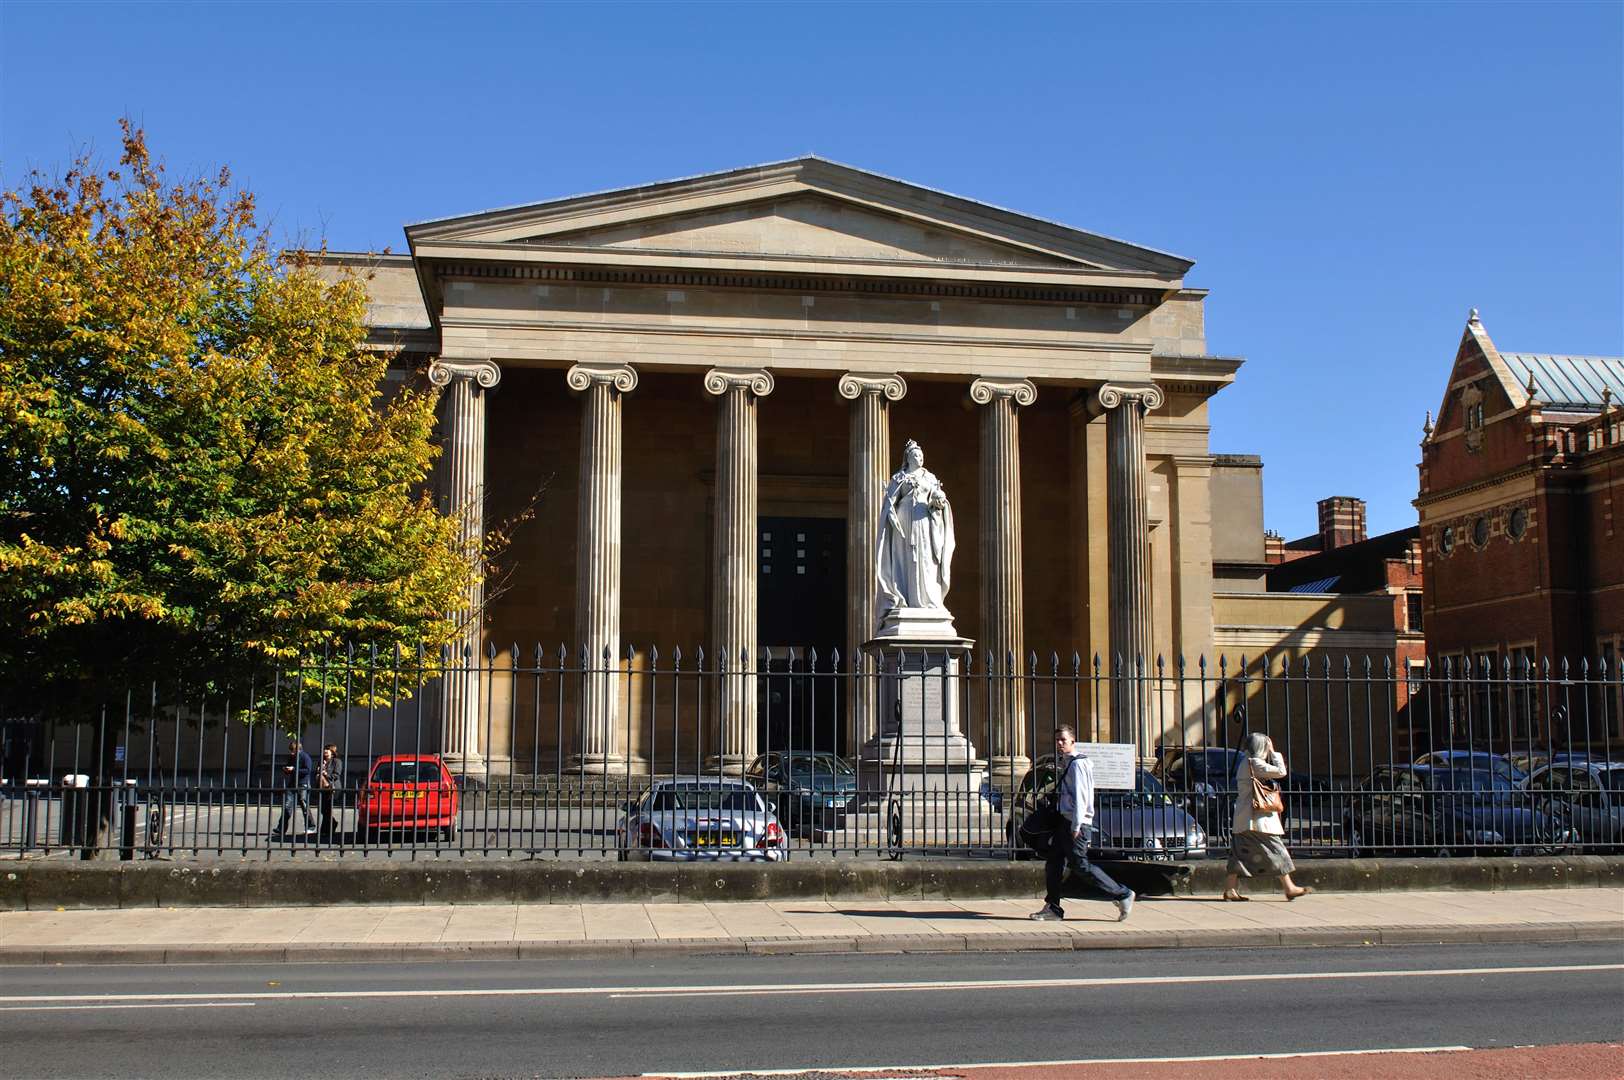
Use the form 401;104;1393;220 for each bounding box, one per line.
357;755;460;841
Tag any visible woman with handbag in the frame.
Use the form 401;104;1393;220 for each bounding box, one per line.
1222;732;1311;901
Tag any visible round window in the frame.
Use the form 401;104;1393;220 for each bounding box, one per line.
1509;507;1528;540
1473;516;1490;547
1440;526;1455;555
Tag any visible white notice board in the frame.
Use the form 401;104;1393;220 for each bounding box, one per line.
1076;743;1137;789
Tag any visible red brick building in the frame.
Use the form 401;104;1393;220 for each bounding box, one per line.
1265;496;1427;716
1416;311;1623;744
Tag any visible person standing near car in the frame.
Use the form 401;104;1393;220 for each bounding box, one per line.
1222;732;1311;901
1032;725;1135;922
316;744;344;840
272;738;315;841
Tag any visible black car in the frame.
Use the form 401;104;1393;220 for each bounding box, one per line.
1342;765;1577;857
1159;746;1334;844
743;751;858;837
1008;757;1208;860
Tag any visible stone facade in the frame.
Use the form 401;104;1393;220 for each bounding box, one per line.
325;158;1243;771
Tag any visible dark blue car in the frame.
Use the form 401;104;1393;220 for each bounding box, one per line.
1343;765;1576;856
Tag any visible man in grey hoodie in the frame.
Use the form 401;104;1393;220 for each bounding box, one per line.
1032;724;1134;922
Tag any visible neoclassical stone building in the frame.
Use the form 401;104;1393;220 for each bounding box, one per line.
326;158;1242;774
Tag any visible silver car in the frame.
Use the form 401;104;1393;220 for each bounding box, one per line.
616;777;788;861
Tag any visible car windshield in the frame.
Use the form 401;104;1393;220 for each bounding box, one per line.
783;755;854;778
370;761;442;785
1098;771;1175;808
649;787;761;813
1434;769;1510;793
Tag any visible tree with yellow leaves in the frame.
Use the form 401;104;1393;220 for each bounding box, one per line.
0;122;479;720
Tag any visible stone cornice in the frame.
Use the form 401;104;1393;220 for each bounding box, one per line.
1092;381;1164;416
565;363;638;393
427;358;501;389
423;255;1169;306
703;367;776;397
837;373;907;401
969;377;1037;407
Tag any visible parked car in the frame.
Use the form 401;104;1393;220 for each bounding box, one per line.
1007;757;1206;861
1342;765;1576;857
744;752;857;837
616;776;786;861
1413;750;1528;784
1524;761;1624;850
1159;748;1243;831
356;754;460;841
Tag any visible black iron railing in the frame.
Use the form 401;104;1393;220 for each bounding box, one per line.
1;648;1619;861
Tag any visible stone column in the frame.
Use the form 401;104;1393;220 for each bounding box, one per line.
567;363;639;773
837;373;906;758
427;358;502;775
969;376;1037;791
1093;381;1164;755
705;368;775;773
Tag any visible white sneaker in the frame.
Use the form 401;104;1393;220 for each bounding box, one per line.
1116;890;1135;921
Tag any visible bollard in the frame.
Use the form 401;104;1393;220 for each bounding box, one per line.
59;773;91;849
118;779;140;861
23;778;48;851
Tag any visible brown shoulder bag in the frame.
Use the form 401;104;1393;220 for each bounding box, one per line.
1251;775;1285;815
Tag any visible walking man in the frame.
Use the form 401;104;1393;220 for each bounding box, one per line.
1032;724;1135;922
272;738;316;841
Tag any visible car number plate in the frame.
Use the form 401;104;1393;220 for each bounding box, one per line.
392;792;425;800
694;832;736;847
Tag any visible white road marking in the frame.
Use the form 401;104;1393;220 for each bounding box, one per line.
0;1002;254;1013
647;1045;1480;1077
0;963;1615;1007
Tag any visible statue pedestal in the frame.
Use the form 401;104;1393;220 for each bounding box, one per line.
857;632;983;793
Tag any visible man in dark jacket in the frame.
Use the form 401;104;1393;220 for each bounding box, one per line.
1031;724;1134;922
272;739;316;840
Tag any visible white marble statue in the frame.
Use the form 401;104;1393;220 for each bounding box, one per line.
876;439;956;621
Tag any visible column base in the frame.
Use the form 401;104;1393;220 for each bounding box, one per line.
569;754;648;778
441;752;485;776
703;755;752;778
985;755;1031;797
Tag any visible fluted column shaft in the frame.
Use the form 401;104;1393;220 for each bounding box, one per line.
428;358;501;774
838;373;906;757
569;364;638;771
706;368;775;773
1095;381;1164;755
971;377;1036;788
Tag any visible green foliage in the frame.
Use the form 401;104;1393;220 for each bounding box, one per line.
0;122;476;721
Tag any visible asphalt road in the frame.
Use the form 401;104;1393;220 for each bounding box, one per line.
2;942;1621;1078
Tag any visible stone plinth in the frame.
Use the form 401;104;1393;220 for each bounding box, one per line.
857;635;983;795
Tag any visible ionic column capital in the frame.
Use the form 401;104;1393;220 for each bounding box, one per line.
704;367;775;398
1092;381;1164;416
566;363;638;394
428;358;502;389
837;372;907;402
969;377;1037;407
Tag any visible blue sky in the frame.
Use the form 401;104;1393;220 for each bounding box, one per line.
4;1;1620;540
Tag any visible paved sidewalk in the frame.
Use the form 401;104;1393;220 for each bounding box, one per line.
1;887;1618;964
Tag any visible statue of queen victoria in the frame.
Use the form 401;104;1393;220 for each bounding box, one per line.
875;439;957;635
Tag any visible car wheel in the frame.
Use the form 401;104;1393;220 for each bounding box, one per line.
1432;846;1453;859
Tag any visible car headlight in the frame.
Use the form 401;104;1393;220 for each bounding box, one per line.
1475;830;1504;844
1187;827;1206;848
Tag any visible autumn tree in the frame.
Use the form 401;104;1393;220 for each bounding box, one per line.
0;122;478;719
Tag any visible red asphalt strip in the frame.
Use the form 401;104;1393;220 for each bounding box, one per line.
618;1042;1624;1080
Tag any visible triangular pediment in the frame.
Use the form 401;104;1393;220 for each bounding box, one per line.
538;192;1076;267
407;157;1193;280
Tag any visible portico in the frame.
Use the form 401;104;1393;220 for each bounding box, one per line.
332;157;1240;775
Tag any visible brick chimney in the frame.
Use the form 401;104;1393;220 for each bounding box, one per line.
1317;496;1367;550
1263;530;1286;565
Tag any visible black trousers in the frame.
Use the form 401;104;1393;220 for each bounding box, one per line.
1044;824;1131;907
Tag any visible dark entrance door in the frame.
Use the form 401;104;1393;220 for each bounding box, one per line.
758;517;847;756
